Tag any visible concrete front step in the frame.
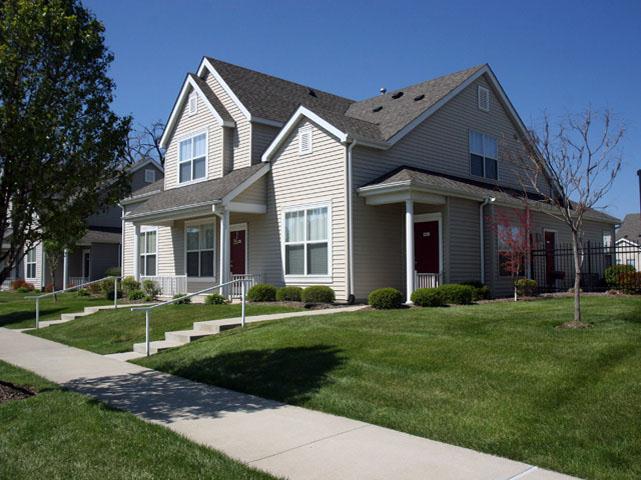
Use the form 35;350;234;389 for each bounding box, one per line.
133;339;184;355
164;329;216;344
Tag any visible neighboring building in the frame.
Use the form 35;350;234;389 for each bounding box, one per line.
9;158;164;291
615;213;641;271
120;57;618;300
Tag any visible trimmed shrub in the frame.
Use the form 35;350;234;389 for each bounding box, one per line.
302;285;335;304
605;264;636;290
205;293;226;305
411;288;445;307
437;284;474;305
514;278;538;297
127;289;145;300
76;288;90;297
459;281;491;301
247;283;277;302
142;279;161;299
16;286;31;293
104;266;121;277
619;271;641;294
121;276;140;295
11;278;30;291
100;279;122;300
276;286;303;302
368;288;403;309
172;293;191;304
87;282;102;295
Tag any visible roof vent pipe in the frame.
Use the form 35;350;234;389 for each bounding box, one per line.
379;87;387;95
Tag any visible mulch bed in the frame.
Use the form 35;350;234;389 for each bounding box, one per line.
0;380;36;404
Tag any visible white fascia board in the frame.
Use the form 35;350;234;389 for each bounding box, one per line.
198;57;252;121
252;117;284;128
261;106;349;163
221;163;271;204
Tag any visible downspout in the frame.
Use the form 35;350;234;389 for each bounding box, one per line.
479;196;495;284
345;140;356;304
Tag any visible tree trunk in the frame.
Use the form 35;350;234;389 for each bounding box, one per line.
560;230;589;328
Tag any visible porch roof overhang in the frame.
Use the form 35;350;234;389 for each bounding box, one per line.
123;163;269;225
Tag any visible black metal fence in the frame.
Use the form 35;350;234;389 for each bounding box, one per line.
529;241;641;293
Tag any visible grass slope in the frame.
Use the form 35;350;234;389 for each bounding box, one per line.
137;296;641;480
0;291;111;329
0;360;274;480
30;303;302;354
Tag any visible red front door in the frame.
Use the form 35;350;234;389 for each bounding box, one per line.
414;221;439;273
230;230;246;275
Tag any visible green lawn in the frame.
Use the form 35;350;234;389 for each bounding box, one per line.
0;291;112;329
29;303;303;354
0;360;274;480
137;296;641;480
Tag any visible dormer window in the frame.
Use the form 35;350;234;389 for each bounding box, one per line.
299;126;312;155
188;92;198;115
478;86;490;112
144;169;155;183
178;132;207;184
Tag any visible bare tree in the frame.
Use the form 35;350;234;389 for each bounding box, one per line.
518;108;624;327
126;120;165;166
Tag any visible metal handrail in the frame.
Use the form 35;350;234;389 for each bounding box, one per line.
131;278;249;356
26;276;121;329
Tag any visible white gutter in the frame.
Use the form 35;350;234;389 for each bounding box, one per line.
479;196;495;284
345;141;356;303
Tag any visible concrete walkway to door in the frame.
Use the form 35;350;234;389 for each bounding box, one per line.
0;328;578;480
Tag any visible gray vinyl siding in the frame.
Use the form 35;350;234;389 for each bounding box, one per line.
251;123;280;164
447;197;482;284
204;71;252;170
164;88;224;190
131;164;164;192
251;119;348;300
90;243;120;281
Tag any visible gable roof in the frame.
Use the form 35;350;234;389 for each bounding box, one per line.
129;157;164;174
616;213;641;245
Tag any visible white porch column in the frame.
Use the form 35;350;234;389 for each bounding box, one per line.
133;224;141;281
405;199;415;304
219;209;230;294
62;249;69;291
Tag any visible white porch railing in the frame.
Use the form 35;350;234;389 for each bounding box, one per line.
230;273;262;298
415;272;441;289
69;276;89;287
141;275;187;296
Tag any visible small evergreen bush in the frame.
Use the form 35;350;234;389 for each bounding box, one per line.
205;293;226;305
514;278;538;297
459;281;491;301
368;288;403;309
247;283;277;302
172;294;191;304
302;285;335;303
411;288;445;307
127;289;145;300
104;266;121;277
437;284;474;305
142;279;161;299
121;276;140;295
276;286;303;302
605;264;636;290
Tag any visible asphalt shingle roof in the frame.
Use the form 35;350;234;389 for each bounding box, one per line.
189;74;235;124
125;164;265;218
616;213;641;244
78;228;122;245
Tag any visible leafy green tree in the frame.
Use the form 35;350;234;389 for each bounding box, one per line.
0;0;132;284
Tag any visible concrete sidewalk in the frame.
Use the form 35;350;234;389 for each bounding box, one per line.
0;328;578;480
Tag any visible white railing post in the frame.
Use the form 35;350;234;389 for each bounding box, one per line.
114;277;118;309
145;310;150;357
241;279;246;328
35;297;40;330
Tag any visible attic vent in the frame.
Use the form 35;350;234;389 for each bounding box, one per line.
414;94;425;101
299;126;313;155
391;91;404;99
188;91;198;115
478;86;490;112
372;106;383;112
308;88;317;97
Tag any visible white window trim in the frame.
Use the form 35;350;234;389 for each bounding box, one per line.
139;227;158;277
144;169;156;183
188;91;198;116
184;219;216;281
298;126;313;155
469;130;499;181
281;202;332;283
478;85;490;112
230;223;248;275
602;230;613;248
176;130;208;186
25;248;37;280
414;213;443;276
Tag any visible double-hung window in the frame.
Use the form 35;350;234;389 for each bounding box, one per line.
284;206;329;276
469;131;498;180
25;249;36;279
139;230;157;276
186;223;215;278
178;133;207;184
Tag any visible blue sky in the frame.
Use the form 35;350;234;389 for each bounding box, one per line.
85;0;640;219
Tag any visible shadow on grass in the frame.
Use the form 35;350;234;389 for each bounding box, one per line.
0;307;66;328
65;345;343;422
160;345;344;405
